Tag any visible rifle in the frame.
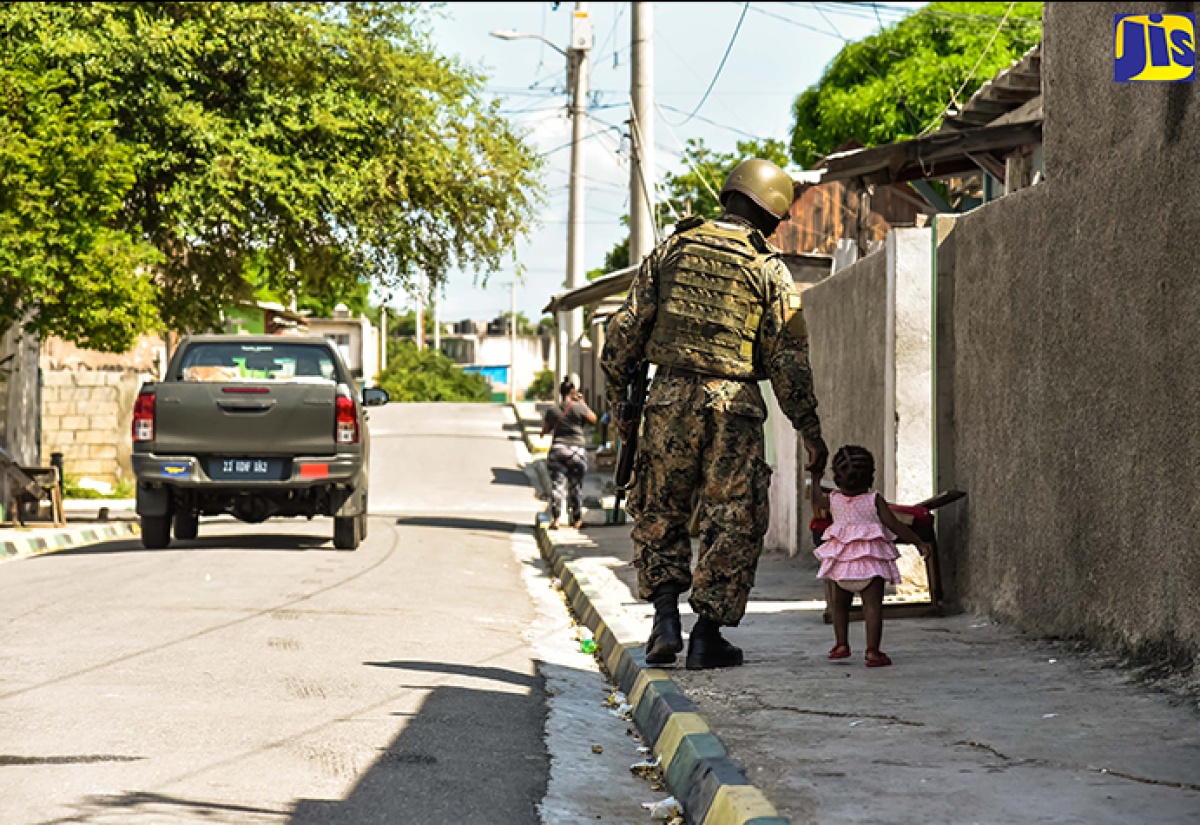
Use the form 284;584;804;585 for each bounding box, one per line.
610;362;649;524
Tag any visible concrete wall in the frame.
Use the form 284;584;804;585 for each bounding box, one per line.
801;229;934;592
305;317;380;384
41;334;166;376
805;248;890;485
763;385;800;554
938;3;1200;665
41;370;153;486
888;229;934;506
763;256;832;555
475;336;548;398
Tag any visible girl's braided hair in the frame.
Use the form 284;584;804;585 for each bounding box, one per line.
832;445;875;495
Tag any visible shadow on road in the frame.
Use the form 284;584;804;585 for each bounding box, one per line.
291;665;548;824
362;660;539;690
395;516;519;534
490;467;530;487
29;791;286;823
174;533;332;551
42;533;332;556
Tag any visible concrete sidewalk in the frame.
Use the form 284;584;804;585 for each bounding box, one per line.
513;405;1200;825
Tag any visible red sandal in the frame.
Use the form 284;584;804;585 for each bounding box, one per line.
865;648;892;668
828;643;851;660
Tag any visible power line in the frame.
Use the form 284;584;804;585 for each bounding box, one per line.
656;103;774;141
654;28;750;131
538;129;607;159
628;102;663;243
803;2;924;133
745;4;843;40
812;2;847;40
665;2;750;127
499;102;567;116
654;101;723;203
919;1;1018;136
595;3;626;69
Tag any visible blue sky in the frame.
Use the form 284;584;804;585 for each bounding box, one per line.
411;1;923;323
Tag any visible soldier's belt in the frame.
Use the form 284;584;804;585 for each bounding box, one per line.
654;365;722;381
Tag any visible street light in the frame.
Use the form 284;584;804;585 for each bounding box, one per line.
489;5;591;387
488;29;567;57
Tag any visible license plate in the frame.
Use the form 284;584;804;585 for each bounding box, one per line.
207;458;289;481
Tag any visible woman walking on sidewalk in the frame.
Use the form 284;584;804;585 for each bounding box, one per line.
810;445;931;667
541;374;596;530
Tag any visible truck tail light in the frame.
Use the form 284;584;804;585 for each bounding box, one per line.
133;390;156;442
335;393;359;444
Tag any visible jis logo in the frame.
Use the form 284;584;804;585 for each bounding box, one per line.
1114;13;1196;82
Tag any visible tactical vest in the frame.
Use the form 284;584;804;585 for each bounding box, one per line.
645;218;774;380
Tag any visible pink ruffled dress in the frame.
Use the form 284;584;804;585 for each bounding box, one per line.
814;492;902;586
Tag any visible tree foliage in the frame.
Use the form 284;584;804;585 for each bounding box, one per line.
387;309;436;340
790;2;1043;167
0;2;544;350
657;138;791;224
524;369;555;402
376;341;491;403
591;137;787;281
0;22;162;351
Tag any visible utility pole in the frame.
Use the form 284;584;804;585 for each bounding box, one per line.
509;280;518;404
564;1;591;380
379;304;388;376
433;290;441;353
629;1;656;267
415;273;425;351
489;9;590;388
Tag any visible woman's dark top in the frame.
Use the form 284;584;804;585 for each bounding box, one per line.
544;400;593;448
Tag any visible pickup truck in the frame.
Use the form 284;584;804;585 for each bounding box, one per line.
131;335;388;551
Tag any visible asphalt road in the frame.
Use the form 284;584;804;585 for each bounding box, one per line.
0;403;651;825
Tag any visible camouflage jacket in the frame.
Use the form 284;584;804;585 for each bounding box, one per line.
599;214;822;442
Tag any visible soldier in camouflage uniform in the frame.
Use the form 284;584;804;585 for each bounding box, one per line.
601;158;827;670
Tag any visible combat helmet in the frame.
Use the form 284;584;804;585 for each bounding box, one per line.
719;158;794;221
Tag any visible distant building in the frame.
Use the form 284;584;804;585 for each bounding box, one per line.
440;315;551;401
303;304;380;385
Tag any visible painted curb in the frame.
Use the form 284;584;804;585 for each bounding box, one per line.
534;523;789;825
510;403;553;497
1;522;141;562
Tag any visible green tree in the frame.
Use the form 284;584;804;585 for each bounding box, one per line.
0;20;161;351
590;137;788;282
376;341;492;403
657;138;791;223
790;2;1043;167
387;309;436;342
0;2;543;350
524;369;555;402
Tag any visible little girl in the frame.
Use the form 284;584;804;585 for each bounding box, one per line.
810;445;932;667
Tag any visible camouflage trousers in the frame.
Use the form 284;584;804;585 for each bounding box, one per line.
626;404;772;626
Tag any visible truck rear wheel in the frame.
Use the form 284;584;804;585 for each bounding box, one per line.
173;510;199;540
141;515;172;549
333;515;360;550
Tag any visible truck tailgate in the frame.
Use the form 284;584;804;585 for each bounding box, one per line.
153;382;338;457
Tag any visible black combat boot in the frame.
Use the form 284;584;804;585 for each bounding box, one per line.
644;587;683;665
685;616;744;670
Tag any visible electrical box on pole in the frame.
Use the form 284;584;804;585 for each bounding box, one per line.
570;9;593;51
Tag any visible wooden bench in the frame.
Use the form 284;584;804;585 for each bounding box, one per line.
0;448;65;527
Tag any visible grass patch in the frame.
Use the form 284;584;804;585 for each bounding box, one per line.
63;474;136;499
